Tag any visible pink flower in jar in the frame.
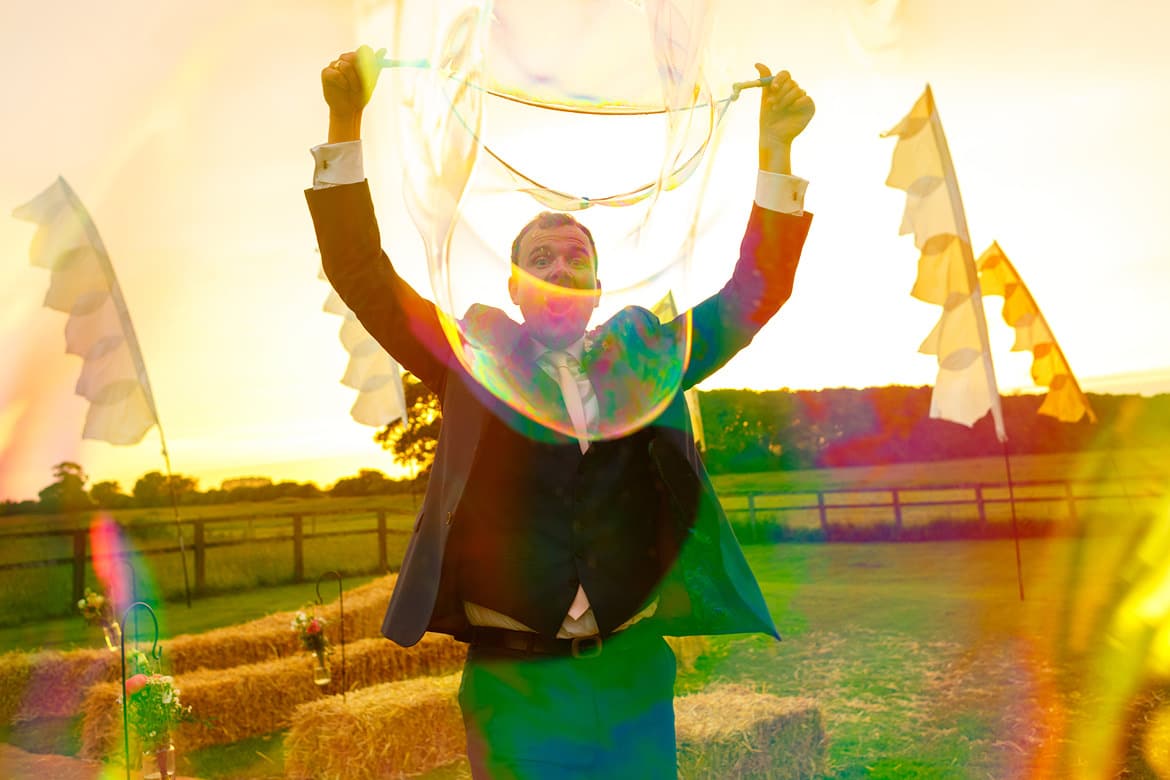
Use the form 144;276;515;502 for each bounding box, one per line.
124;674;149;695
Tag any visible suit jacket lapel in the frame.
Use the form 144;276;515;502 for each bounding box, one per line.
582;307;685;440
459;304;575;441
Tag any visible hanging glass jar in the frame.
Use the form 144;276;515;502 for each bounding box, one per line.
312;648;331;686
102;621;122;653
140;741;175;780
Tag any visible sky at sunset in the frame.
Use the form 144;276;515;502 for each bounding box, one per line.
1;0;1168;501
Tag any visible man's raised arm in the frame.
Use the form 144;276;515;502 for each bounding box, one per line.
683;66;815;389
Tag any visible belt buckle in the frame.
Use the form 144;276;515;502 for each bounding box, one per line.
571;635;603;659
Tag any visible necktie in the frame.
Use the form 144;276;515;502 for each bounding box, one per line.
544;350;591;455
543;350;593;620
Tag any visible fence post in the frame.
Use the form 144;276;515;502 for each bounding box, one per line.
892;489;903;535
377;511;388;572
72;529;87;607
817;492;828;537
1065;482;1079;527
975;485;987;525
746;494;757;541
293;514;305;583
193;520;206;594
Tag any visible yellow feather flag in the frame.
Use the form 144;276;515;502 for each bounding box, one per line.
651;291;705;451
977;242;1097;423
13;177;160;445
883;86;1006;440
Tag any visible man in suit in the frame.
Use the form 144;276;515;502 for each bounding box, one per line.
308;44;814;779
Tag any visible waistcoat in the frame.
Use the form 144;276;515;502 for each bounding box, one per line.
453;412;664;637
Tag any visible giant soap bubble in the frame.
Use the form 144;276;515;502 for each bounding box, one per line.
363;0;744;442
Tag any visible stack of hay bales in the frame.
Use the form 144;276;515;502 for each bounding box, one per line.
675;684;825;779
284;676;825;779
1;648;116;722
284;673;465;780
1;573;398;726
0;652;32;726
78;633;466;757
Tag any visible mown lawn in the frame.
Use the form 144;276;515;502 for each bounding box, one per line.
179;528;1167;779
4;450;1167;777
680;526;1169;778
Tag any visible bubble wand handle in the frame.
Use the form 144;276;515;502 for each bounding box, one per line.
377;57;433;71
730;75;774;100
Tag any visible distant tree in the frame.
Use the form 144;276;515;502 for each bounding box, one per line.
224;479;322;503
375;373;441;476
90;480;133;509
132;471;199;507
330;469;396;497
38;461;95;513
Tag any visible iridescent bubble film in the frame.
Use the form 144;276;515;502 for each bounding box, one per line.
369;0;734;441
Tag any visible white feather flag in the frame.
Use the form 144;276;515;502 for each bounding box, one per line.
320;270;408;428
883;86;1006;441
13;177;160;445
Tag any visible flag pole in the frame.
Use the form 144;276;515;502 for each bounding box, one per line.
998;435;1026;601
923;90;1025;599
158;427;193;608
59;177;193;609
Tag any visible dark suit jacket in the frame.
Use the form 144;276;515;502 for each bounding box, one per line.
306;181;812;647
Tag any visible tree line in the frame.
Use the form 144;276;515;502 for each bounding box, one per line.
698;385;1170;473
377;375;1170;475
5;379;1166;515
1;462;425;517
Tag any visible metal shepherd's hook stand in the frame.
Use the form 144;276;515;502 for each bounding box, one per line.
316;570;346;700
118;557;139;644
119;601;161;780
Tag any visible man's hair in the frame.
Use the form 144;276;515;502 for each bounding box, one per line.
510;211;598;271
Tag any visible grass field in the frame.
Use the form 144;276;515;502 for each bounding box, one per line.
158;528;1167;779
3;449;1165;629
4;537;1168;777
3;450;1168;777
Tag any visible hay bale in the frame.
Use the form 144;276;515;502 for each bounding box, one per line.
4;573;399;725
1145;702;1170;778
675;684;824;779
164;573;397;675
0;652;32;725
13;649;117;721
78;633;466;757
285;673;465;780
284;672;824;779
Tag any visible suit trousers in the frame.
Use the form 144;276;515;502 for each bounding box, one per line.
458;625;678;779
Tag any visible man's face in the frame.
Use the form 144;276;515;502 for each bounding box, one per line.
508;223;601;349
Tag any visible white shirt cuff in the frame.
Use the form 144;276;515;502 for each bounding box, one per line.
755;170;808;215
311;141;365;189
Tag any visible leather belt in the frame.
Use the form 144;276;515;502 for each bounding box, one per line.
467;626;606;659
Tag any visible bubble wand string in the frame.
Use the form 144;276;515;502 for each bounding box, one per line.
374;59;777;209
377;57;774;113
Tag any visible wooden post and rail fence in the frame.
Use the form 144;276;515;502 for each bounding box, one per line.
720;476;1163;542
0;475;1163;614
0;507;414;612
